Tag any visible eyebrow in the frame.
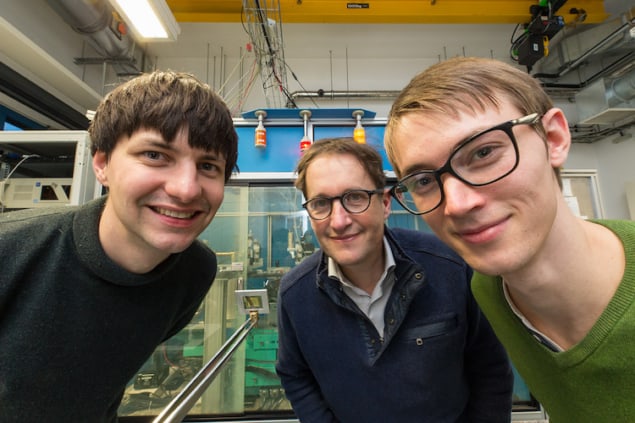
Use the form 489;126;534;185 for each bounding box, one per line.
399;163;430;178
307;187;370;199
399;123;496;178
140;136;171;149
144;139;225;160
201;152;226;163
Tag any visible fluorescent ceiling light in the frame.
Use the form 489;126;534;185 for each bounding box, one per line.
109;0;180;42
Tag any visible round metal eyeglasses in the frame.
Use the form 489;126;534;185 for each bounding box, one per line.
302;189;384;220
390;113;542;215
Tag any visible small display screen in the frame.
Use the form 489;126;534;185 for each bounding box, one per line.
242;295;264;309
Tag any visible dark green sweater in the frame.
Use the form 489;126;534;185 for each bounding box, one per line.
0;197;217;422
472;220;635;423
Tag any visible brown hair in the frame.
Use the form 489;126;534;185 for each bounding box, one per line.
88;70;238;182
295;137;386;197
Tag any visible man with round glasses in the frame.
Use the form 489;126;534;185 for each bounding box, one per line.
276;137;513;422
384;56;635;422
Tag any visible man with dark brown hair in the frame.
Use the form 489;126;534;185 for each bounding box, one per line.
0;70;238;422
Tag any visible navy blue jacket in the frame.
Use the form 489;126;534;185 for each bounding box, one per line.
276;227;512;422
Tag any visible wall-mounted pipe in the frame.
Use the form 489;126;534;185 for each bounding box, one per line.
286;90;401;108
46;0;139;75
534;8;635;80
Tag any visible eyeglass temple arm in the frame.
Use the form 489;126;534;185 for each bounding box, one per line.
513;113;541;125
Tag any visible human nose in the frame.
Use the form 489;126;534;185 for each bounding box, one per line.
328;198;352;229
439;174;484;216
165;162;202;202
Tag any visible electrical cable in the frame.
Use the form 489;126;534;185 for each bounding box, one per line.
283;60;320;108
509;23;526;62
1;154;40;182
240;0;301;110
161;344;182;369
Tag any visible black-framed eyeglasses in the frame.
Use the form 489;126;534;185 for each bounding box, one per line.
302;189;384;220
390;113;542;215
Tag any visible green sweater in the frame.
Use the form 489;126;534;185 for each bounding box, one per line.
472;220;635;423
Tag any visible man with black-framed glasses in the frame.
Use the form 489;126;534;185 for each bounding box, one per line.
384;56;635;422
276;137;513;422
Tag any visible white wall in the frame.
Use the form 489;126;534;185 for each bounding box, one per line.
594;136;635;220
148;22;517;116
566;134;635;220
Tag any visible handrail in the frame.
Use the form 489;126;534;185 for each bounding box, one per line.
152;311;260;423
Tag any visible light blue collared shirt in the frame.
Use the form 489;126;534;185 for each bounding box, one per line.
328;237;396;338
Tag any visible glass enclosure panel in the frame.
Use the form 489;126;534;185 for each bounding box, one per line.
118;183;539;419
118;184;307;417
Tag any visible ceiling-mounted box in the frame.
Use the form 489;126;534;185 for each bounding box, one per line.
575;71;635;125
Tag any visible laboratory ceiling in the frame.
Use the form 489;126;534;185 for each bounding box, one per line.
165;0;609;24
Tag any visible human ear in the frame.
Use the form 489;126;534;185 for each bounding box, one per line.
92;152;110;187
541;108;571;168
381;189;392;220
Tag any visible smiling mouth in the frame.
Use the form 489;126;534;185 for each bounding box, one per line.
331;233;357;241
153;207;197;219
457;218;507;243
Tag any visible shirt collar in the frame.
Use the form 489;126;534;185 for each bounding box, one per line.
327;236;396;289
502;281;564;352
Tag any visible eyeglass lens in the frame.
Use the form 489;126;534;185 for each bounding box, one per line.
394;126;518;214
305;190;376;219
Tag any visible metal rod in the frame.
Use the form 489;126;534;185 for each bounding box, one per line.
290;90;402;100
152;311;259;423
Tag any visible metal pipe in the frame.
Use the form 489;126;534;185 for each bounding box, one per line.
152;311;259;423
47;0;138;75
555;23;631;78
534;12;634;79
286;90;401;107
47;0;133;58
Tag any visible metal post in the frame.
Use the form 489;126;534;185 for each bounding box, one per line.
152;311;260;423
